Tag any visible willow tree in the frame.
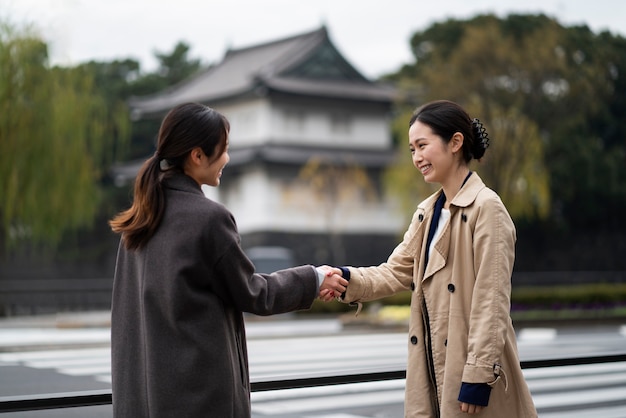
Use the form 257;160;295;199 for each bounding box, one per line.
0;21;129;252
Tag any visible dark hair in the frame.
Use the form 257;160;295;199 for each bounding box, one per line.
409;100;489;162
110;102;230;250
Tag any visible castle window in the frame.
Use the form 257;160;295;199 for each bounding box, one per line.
331;113;351;134
284;110;305;132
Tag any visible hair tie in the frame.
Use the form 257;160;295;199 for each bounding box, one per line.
471;118;490;159
159;159;171;171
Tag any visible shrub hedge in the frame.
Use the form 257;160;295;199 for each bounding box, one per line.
306;283;626;314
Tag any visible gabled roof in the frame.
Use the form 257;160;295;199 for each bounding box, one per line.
109;144;395;186
129;26;395;118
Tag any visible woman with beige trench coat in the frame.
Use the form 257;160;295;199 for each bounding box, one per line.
329;100;537;417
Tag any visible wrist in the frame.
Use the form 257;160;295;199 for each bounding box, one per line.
336;266;351;299
314;267;325;288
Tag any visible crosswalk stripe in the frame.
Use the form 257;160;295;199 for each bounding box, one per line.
533;386;626;409
0;347;109;362
540;405;626;418
251;380;405;403
523;361;626;379
302;414;371;418
252;388;406;415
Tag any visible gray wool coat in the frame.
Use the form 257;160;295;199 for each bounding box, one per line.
111;173;319;418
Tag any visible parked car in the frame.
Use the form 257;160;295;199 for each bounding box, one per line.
245;246;295;274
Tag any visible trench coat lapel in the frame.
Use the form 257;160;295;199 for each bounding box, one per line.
421;172;485;282
423;219;451;281
410;191;448;282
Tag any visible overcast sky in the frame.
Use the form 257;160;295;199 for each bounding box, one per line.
2;0;625;79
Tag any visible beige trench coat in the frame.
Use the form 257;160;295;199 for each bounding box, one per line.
343;173;537;418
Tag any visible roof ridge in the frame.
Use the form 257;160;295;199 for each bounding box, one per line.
224;26;326;58
257;27;328;78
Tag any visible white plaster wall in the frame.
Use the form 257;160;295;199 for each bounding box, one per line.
271;107;390;149
348;114;391;148
216;100;391;150
217;99;272;146
221;170;403;235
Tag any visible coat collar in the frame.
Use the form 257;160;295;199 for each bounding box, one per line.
418;172;487;212
163;172;204;196
449;172;486;208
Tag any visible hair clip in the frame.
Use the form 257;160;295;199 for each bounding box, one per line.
472;119;489;148
471;118;490;158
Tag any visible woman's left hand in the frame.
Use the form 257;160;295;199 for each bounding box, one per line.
318;288;335;302
460;402;483;414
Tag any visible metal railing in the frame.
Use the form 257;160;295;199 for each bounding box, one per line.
1;353;625;413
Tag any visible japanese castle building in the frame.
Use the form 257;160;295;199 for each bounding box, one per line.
126;26;402;267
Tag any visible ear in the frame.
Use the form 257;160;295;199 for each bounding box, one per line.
450;132;464;154
188;147;204;166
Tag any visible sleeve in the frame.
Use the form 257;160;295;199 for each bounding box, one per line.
207;208;318;316
461;194;516;384
458;382;491;406
341;207;425;303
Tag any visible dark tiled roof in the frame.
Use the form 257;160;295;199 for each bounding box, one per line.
129;26;395;117
109;144;395;184
227;144;396;168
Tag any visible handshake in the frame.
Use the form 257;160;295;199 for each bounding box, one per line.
316;266;349;302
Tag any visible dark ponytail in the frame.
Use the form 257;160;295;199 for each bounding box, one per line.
110;103;229;250
409;100;490;162
109;154;166;251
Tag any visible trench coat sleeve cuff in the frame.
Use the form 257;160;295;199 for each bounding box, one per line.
461;363;496;383
458;382;491;406
338;267;351;299
337;267;366;303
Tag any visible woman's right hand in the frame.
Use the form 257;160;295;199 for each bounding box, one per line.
317;266;348;301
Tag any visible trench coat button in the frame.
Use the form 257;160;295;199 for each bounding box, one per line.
418;214;424;221
461;214;467;222
410;282;415;291
444;339;448;347
410;335;418;345
447;283;455;293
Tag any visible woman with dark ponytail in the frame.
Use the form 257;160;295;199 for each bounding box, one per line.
329;100;536;417
109;102;348;418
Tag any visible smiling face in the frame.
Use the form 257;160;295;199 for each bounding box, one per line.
204;146;230;187
409;120;457;185
184;144;230;187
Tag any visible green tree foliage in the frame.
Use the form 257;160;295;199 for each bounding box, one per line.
385;14;626;229
79;58;142;102
76;59;143;158
104;41;204;159
70;42;204;170
131;41;202;96
0;21;129;251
